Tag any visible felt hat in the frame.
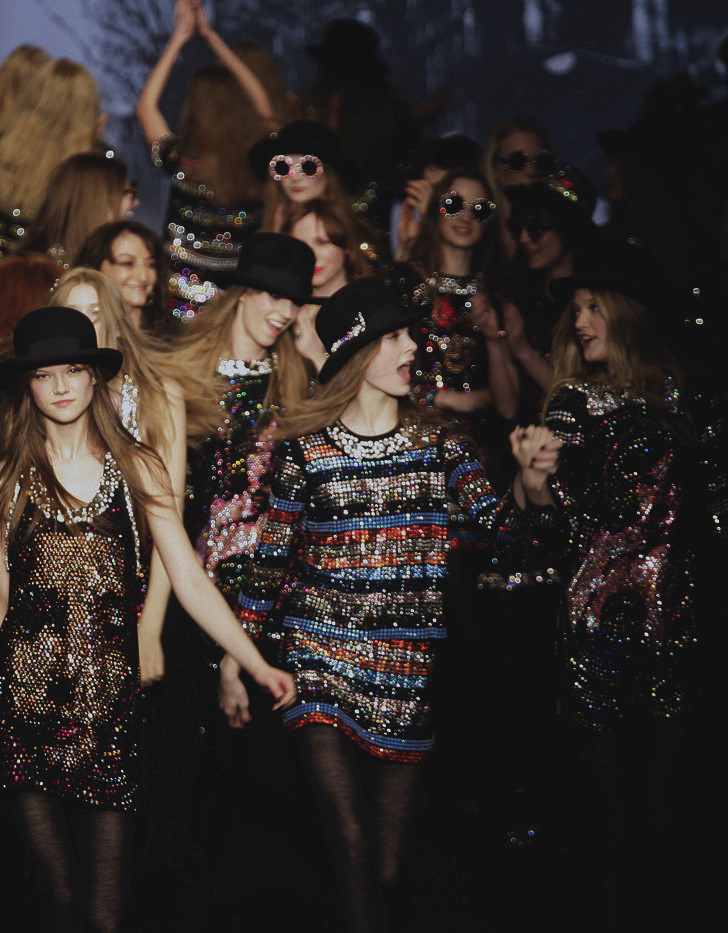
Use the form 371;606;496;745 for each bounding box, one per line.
316;277;421;384
0;306;122;388
217;233;316;305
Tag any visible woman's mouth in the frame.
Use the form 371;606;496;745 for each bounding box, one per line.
398;363;412;382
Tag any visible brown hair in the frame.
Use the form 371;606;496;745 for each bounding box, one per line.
0;255;60;339
0;45;51;131
19;153;128;265
282;197;372;281
75;220;169;335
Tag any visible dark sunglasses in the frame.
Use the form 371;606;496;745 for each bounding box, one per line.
268;154;324;181
506;215;556;242
438;191;496;224
494;149;556;176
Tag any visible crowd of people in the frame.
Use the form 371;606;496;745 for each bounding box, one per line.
0;3;727;931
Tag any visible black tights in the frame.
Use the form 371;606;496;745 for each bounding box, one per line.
10;791;134;933
294;725;422;933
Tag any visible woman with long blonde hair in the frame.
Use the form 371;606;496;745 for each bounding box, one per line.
0;58;102;251
0;306;295;931
221;276;558;931
47;267;203;684
0;44;51;131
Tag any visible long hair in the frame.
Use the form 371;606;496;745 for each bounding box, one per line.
76;220;169;335
545;288;683;417
47;267;215;451
0;58;99;218
278;338;447;441
19;153;128;265
172;285;310;445
179;44;295;207
281;197;372;281
0;367;166;544
0;44;51;132
407;168;497;277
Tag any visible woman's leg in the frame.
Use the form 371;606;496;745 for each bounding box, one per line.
11;790;84;932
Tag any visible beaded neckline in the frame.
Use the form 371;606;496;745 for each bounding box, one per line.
327;421;417;459
29;452;121;524
217;358;273;378
425;272;483;296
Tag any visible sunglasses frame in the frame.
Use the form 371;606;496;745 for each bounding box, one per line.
506;215;556;242
494;148;555;176
268;153;325;182
438;191;496;225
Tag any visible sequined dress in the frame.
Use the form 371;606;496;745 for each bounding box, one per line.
186;359;276;614
152;134;262;323
545;381;701;731
237;421;544;761
0;455;144;811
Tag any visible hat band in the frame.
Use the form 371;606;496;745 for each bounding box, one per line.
16;336;94;360
329;312;367;355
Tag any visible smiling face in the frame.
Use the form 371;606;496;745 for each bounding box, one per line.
279;153;325;204
234;289;301;357
363;328;417;399
290;213;348;297
437;177;489;251
573;288;609;364
518;215;572;279
65;282;115;349
30;363;95;425
99;231;157;317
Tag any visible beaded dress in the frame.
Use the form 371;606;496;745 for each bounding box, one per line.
0;454;144;811
237;421;547;761
186;359;275;617
152;134;262;324
545;381;701;732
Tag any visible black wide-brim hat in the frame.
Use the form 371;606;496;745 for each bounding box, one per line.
549;244;661;311
215;232;317;305
505;163;597;222
306;19;388;78
316;277;422;384
0;306;123;389
248;120;362;193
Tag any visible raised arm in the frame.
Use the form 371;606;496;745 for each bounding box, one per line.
137;0;197;146
142;462;296;708
194;0;278;127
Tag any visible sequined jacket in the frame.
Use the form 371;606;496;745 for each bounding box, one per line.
236;420;549;760
545;381;701;730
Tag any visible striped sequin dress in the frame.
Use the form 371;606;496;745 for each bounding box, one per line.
237;420;540;761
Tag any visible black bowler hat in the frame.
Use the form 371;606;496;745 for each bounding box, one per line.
306;19;388;78
316;278;422;384
549;244;662;311
218;233;316;306
0;306;123;389
248;121;362;193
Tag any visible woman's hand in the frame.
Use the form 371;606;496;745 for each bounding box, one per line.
138;621;165;686
403;178;434;217
502;301;528;355
173;0;197;45
294;305;327;372
253;664;297;711
510;425;561;507
470;293;504;341
191;0;214;40
218;654;252;728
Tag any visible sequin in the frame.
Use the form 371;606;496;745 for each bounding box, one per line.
0;456;144;810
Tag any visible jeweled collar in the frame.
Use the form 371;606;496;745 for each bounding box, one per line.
326;420;417;459
217;358;273;378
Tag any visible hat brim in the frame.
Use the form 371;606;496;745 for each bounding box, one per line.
318;303;423;384
213;269;320;306
549;271;653;310
0;347;123;390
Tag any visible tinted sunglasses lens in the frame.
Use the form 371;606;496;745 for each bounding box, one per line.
269;156;292;180
524;218;545;241
440;193;464;217
299;156;322;177
505;151;529;172
471;200;495;223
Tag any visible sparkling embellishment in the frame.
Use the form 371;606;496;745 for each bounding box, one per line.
330;311;366;354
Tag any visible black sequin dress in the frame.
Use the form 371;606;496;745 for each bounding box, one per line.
545;381;701;732
0;455;144;811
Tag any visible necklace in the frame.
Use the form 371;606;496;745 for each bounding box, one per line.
425;272;483;296
29;452;120;524
327;421;418;459
217;358;272;378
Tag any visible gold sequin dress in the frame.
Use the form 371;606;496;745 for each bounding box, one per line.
0;455;144;811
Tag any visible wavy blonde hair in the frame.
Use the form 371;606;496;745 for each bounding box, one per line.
172;285;310;445
0;58;99;218
0;44;51;131
545;288;682;417
48;268;216;449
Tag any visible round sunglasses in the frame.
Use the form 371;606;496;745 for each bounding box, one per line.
438;191;496;224
494;149;555;176
268;154;324;182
